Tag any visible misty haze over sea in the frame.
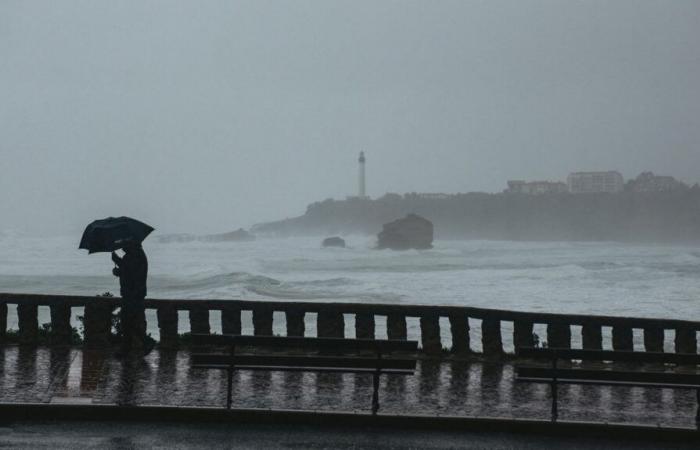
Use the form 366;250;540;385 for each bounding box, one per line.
1;1;699;333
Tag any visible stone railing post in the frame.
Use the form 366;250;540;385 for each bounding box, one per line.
355;312;375;340
221;305;242;335
387;313;407;340
420;313;441;354
643;327;664;352
675;326;697;354
252;306;273;336
317;309;344;338
17;303;39;345
449;312;470;354
513;320;534;350
157;305;178;349
0;302;7;341
546;323;571;349
189;307;210;335
612;325;633;351
285;309;305;337
582;323;603;350
50;303;72;345
83;300;112;347
481;317;503;356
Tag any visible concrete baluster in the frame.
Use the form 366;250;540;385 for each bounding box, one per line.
420;313;442;354
481;317;503;356
449;312;470;354
355;312;375;340
17;303;39;345
387;314;407;341
252;306;274;336
50;303;72;345
612;325;633;351
221;306;242;335
513;320;534;350
285;309;305;337
643;327;664;352
0;302;8;341
675;326;697;354
581;323;603;350
157;305;179;349
83;300;112;348
546;323;571;349
317;309;344;338
189;307;210;335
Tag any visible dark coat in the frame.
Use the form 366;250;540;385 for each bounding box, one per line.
112;247;148;299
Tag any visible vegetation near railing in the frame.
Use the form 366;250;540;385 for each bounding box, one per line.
0;293;698;357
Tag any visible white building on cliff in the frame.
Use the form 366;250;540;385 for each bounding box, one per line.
567;171;624;194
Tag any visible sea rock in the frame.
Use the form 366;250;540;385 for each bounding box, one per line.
377;214;433;250
322;236;346;248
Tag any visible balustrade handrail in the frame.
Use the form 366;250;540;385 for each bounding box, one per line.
1;292;698;356
1;292;699;330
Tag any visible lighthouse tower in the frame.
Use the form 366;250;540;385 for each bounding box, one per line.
358;151;366;198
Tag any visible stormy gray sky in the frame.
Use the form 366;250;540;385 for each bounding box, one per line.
2;0;699;235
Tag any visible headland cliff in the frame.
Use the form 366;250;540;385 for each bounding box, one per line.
252;189;700;242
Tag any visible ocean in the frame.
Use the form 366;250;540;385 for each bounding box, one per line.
1;233;699;347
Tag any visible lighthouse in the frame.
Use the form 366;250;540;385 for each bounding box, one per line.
358;151;366;198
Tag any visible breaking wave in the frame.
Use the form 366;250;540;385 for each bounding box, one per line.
1;235;699;318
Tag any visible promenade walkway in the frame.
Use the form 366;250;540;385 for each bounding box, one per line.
1;346;698;429
2;420;696;449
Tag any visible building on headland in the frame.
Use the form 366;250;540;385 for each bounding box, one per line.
506;180;568;195
626;172;686;192
567;171;624;194
417;193;451;200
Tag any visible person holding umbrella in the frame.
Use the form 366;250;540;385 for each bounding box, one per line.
111;241;151;356
80;216;155;357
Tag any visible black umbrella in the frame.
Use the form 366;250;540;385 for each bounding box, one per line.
79;216;154;254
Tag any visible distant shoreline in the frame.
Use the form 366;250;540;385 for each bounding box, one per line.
252;190;700;243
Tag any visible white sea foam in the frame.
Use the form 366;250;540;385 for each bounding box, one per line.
0;234;699;320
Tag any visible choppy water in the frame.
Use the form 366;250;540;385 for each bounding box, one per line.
1;233;699;320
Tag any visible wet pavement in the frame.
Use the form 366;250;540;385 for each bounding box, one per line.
0;345;698;429
1;421;697;449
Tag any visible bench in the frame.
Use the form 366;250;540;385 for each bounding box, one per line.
190;334;418;414
515;347;700;425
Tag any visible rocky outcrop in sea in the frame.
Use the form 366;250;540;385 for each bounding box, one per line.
377;214;433;250
322;237;346;248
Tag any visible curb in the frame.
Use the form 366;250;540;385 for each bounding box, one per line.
0;403;698;443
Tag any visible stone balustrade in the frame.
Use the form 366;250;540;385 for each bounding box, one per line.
0;293;698;357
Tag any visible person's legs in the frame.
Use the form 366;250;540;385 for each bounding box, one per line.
118;300;133;355
134;297;156;356
126;298;144;352
120;297;151;357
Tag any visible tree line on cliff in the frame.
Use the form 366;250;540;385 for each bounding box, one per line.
252;187;700;242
